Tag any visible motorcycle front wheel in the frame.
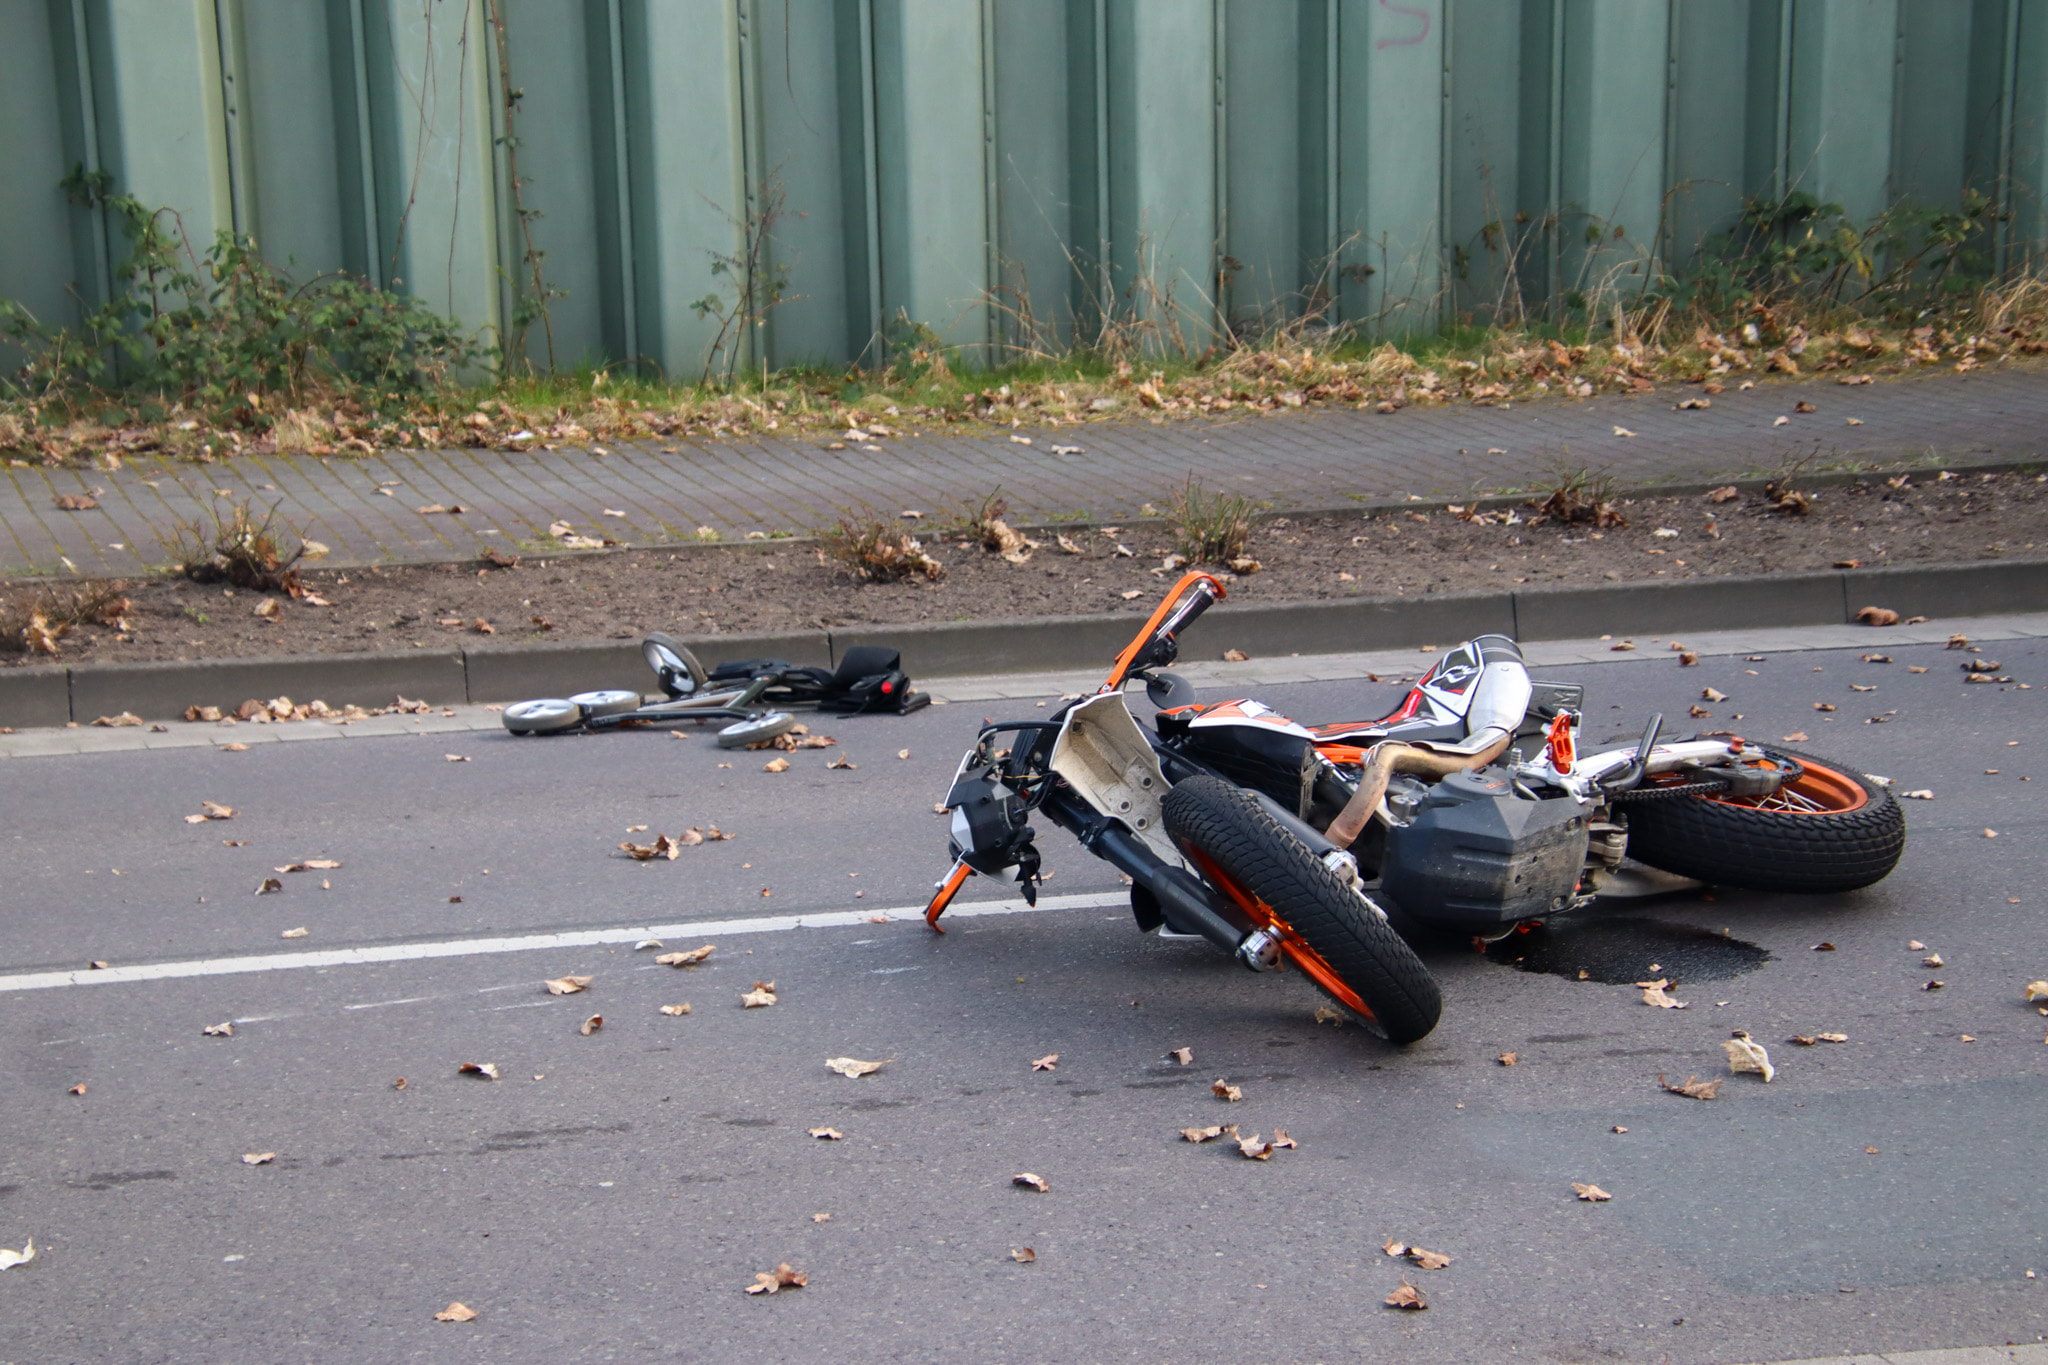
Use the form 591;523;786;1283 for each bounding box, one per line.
1162;775;1443;1044
1622;745;1904;893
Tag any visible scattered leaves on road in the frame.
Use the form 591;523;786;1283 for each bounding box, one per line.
1238;1133;1279;1160
2024;980;2048;1003
458;1062;500;1080
545;975;592;995
1725;1033;1776;1081
1497;1051;1518;1066
1313;1005;1345;1026
1011;1247;1036;1263
0;1239;34;1271
620;834;685;860
184;801;237;824
579;1014;603;1035
435;1302;479;1322
656;945;715;967
1660;1073;1722;1100
809;1127;844;1141
825;1056;888;1078
826;753;857;770
242;1151;276;1166
746;1264;807;1295
1212;1078;1243;1102
280;927;308;939
1572;1182;1613;1202
203;1021;234;1037
1013;1173;1050;1192
1384;1282;1427;1310
1031;1054;1059;1071
1167;1046;1193;1065
659;1003;691;1016
742;982;778;1008
762;756;791;773
1181;1125;1233;1143
1638;978;1687;1009
276;859;341;873
1856;606;1901;626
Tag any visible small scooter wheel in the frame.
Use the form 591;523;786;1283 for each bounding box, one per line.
503;698;582;735
715;711;798;749
570;689;641;718
643;633;709;697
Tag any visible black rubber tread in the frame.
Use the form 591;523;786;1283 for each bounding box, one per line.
1162;775;1442;1044
1622;746;1905;893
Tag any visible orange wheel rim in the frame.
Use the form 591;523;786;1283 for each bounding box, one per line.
1643;757;1869;814
1184;847;1377;1023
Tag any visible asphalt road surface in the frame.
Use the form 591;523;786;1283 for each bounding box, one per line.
2;630;2044;1363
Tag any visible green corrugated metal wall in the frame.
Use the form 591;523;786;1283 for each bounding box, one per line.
3;0;2045;379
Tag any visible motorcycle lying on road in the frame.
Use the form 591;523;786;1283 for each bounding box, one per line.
921;572;1905;1045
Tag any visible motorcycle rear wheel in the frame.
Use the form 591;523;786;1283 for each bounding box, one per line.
1623;745;1904;892
1162;775;1442;1044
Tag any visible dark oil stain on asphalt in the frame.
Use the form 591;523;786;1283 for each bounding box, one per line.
1485;916;1770;983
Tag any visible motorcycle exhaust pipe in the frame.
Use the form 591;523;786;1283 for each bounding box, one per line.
1326;733;1514;849
1084;824;1254;958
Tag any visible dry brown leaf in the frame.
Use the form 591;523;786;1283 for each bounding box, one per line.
1013;1172;1050;1192
1924;979;1946;990
1271;1128;1296;1151
203;1021;234;1037
1813;941;1837;951
1724;1035;1776;1081
1384;1281;1427;1310
276;859;341;873
1408;1247;1451;1271
825;1056;888;1078
1167;1046;1193;1065
1707;485;1740;503
0;1238;35;1271
1817;1032;1848;1043
1312;1005;1344;1026
200;801;236;820
68;1083;86;1095
1660;1073;1721;1100
742;983;778;1008
826;752;856;770
745;1263;808;1295
1637;978;1687;1009
458;1062;500;1080
1856;606;1901;627
1702;687;1729;702
1922;953;1945;968
1781;731;1810;743
545;975;592;995
1011;1247;1036;1263
2021;980;2048;1003
54;492;99;510
435;1303;479;1322
762;756;791;773
1238;1133;1275;1160
1212;1078;1243;1102
659;1003;692;1016
255;877;283;895
1222;648;1250;662
280;927;309;939
1572;1182;1612;1202
242;1151;276;1166
812;1213;830;1222
393;1078;407;1090
1497;1051;1518;1066
579;1014;603;1036
1031;1054;1059;1071
1181;1125;1229;1143
1382;1238;1407;1257
656;944;715;967
809;1127;844;1141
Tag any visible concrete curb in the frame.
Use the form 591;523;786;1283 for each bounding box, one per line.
11;559;2045;725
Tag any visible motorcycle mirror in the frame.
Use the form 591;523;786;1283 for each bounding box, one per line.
1145;670;1198;710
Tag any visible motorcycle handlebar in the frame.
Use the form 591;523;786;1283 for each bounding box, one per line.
1100;571;1229;693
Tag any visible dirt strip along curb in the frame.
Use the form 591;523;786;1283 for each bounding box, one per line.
3;558;2041;727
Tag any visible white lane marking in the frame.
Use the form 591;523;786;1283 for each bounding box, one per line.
340;997;432;1012
0;892;1121;994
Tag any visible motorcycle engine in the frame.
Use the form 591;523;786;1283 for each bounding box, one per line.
1377;766;1594;929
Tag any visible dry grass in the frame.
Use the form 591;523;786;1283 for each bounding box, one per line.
164;500;306;594
1;580;129;655
1164;477;1260;565
817;519;945;583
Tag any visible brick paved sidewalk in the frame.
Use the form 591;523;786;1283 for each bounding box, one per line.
3;366;2042;578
